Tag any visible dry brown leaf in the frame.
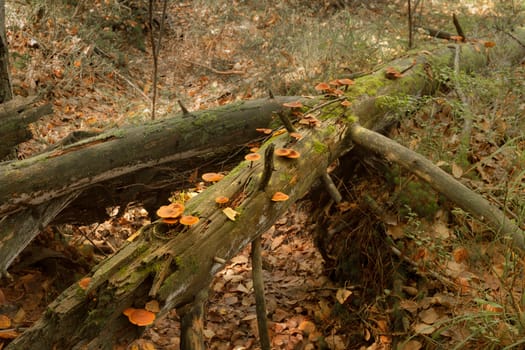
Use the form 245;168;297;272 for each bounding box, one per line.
401;339;423;350
418;308;439;324
451;162;463;178
335;288;352;304
0;329;19;339
453;247;469;263
222;207;239;221
298;320;316;335
387;224;405;240
271;235;286;251
413;322;436;335
399;299;419;314
145;300;160;313
0;315;11;329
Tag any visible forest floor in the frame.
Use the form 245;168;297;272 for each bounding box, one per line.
2;1;525;349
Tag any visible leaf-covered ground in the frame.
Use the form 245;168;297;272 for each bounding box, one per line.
1;0;525;349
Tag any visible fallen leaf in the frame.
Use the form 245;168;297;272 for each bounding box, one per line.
298;320;316;335
419;308;439;324
401;339;423;350
451;162;463;178
223;207;239;221
145;300;160;313
413;322;436;334
385;66;403;79
0;314;11;329
335;288;352;304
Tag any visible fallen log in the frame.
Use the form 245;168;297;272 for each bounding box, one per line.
6;28;525;349
0;97;296;273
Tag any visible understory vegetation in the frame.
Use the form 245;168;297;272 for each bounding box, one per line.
2;0;525;349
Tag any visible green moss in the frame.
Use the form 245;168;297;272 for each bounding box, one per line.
324;125;336;135
279;172;291;182
312;140;328;154
397;180;440;219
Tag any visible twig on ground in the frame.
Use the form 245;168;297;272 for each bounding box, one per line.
182;59;245;75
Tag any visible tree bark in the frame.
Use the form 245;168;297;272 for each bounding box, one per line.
0;0;12;103
6;28;525;349
0;96;296;273
0;96;52;159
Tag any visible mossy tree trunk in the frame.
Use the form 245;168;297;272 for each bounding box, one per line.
6;29;525;349
0;97;296;274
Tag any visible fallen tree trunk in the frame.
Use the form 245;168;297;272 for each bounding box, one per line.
0;97;296;273
6;29;525;349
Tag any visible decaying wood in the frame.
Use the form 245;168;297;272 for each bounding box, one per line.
0;97;296;273
0;95;52;159
349;123;525;253
6;28;525;349
179;289;207;350
252;236;271;350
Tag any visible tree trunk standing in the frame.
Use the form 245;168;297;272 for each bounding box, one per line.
6;29;525;349
0;0;12;102
0;97;52;159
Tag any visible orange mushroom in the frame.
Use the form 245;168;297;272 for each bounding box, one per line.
271;192;289;202
162;218;178;225
341;100;352;107
338;78;354;86
282;101;303;108
314;82;331;91
125;308;156;327
78;277;91;290
255;128;273;134
274;148;291;157
156;203;185;219
215;196;229;205
286;149;301;159
179;215;199;226
201;172;224;182
289;132;302;140
123;308;136;317
244;153;261;161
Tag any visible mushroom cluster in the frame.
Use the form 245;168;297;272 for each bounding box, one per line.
275;148;301;159
156;202;199;226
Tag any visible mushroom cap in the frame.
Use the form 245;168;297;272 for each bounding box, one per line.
338;78;354;85
289;132;302;140
340;100;352;107
274;148;291;157
179;215;200;226
255;128;273;134
215;196;229;204
282;101;303;108
271;192;289;202
201;172;224;182
156;203;185;219
78;277;91;290
314;82;331;91
127;309;156;326
244;153;261;161
162;218;178;225
286;149;301;159
123;308;136;317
